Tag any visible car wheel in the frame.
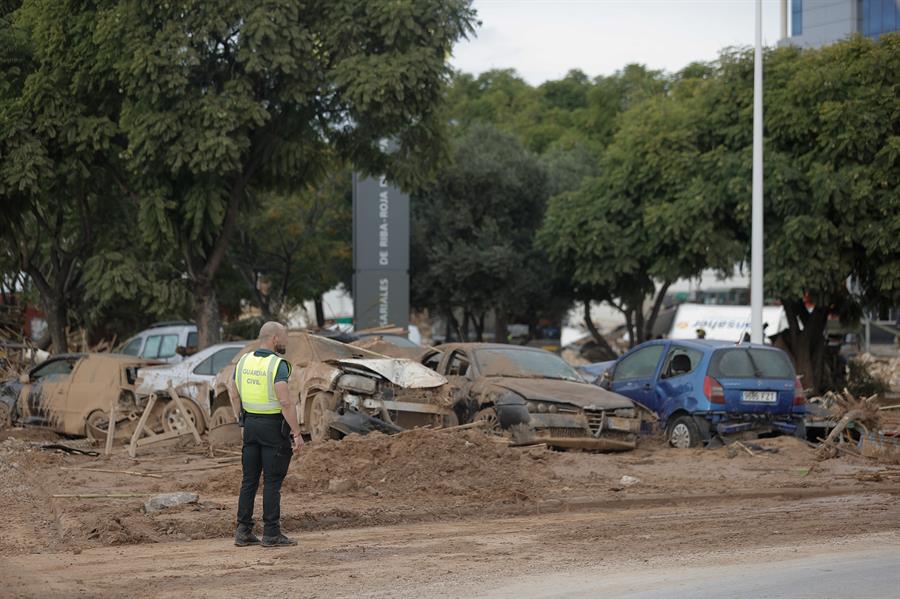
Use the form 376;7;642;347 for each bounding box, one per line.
161;399;206;435
308;392;341;442
667;415;701;449
209;405;236;429
473;407;501;435
0;402;12;430
85;409;110;442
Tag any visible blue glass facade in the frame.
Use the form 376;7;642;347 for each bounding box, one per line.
860;0;900;37
792;0;803;35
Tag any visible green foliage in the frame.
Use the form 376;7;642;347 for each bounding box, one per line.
411;124;556;333
230;170;353;319
444;64;669;155
1;0;476;347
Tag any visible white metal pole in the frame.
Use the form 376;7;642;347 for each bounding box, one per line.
751;0;764;344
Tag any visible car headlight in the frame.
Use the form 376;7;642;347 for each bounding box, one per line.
527;401;537;412
548;404;558;413
537;403;548;413
337;374;377;394
614;408;636;418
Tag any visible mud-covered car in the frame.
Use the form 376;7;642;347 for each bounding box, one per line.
422;343;643;451
134;341;247;433
0;353;160;439
213;331;455;441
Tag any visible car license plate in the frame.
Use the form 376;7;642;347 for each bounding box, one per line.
742;391;777;403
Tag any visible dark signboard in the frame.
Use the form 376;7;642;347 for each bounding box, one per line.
352;173;409;329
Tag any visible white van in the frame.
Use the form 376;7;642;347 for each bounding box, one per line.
118;321;198;364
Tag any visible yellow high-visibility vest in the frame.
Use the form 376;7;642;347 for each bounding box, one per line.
234;353;290;414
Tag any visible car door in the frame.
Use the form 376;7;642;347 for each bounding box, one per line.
19;357;78;427
610;343;667;412
441;350;475;406
657;345;705;420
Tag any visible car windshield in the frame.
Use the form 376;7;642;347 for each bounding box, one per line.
309;335;380;361
709;348;793;379
474;348;583;381
375;335;419;349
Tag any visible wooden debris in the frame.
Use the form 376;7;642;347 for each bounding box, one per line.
733;441;757;457
60;467;163;479
51;493;151;499
437;421;489;433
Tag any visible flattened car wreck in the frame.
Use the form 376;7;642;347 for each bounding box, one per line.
214;332;455;441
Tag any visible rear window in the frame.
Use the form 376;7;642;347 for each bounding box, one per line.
709;348;793;379
142;334;179;359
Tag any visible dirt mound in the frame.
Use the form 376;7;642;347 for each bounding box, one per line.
202;429;560;504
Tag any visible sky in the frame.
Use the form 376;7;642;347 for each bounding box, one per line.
451;0;785;84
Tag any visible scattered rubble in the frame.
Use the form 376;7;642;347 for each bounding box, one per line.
851;353;900;392
144;492;200;513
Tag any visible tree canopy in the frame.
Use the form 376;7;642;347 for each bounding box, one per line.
1;0;477;349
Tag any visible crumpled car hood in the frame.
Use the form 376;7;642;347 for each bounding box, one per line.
488;377;634;410
335;358;446;388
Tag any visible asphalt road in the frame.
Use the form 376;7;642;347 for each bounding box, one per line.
474;545;900;599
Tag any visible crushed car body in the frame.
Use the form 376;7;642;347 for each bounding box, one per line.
213;331;454;441
0;353;162;439
422;343;642;451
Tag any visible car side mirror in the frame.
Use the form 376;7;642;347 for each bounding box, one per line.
19;374;29;384
600;371;612;389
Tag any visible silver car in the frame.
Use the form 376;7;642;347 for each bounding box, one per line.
134;341;246;432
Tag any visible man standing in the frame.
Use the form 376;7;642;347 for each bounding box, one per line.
228;321;303;547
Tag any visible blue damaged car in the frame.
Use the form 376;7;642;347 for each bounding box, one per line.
594;339;806;448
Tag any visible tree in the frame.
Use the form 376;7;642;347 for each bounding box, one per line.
760;35;900;391
0;0;131;352
4;0;477;348
411;124;552;341
229;170;352;323
539;69;736;349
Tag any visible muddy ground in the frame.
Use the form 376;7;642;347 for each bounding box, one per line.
1;427;899;597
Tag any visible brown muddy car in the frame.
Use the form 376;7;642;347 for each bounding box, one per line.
0;353;160;439
212;331;455;441
422;343;643;451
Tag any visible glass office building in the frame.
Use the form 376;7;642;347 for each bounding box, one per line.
782;0;899;47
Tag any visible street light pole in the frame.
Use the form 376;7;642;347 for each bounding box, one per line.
751;0;764;344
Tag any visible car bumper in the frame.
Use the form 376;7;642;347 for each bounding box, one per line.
518;412;640;451
531;434;637;451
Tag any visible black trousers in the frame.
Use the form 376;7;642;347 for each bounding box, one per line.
237;413;292;537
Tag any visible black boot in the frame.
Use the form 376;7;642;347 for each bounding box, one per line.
234;525;260;547
261;533;297;547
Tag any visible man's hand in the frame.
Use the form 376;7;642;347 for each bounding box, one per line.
291;433;305;455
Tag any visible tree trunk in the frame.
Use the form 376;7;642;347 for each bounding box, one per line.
461;309;472;341
644;281;672;340
444;308;453;342
624;309;635;349
41;295;68;354
782;300;829;393
493;309;507;344
634;304;646;345
194;281;221;349
314;297;325;327
583;300;618;358
474;312;485;342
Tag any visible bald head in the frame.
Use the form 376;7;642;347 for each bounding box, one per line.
258;321;287;353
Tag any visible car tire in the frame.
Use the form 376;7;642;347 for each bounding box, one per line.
308;392;341;442
473;407;501;435
85;409;110;442
161;398;206;435
667;415;701;449
209;405;236;429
